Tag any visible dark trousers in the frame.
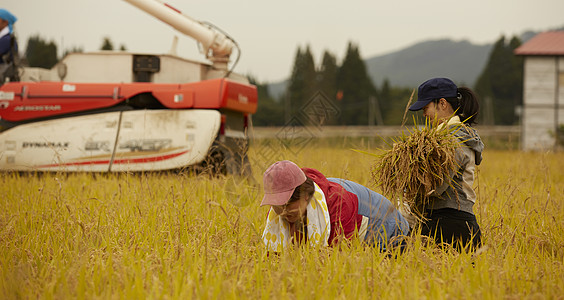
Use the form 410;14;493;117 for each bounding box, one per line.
421;208;482;251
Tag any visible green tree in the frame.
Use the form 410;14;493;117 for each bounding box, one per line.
336;42;377;125
315;50;340;125
286;45;317;121
302;46;317;102
62;46;84;58
249;76;284;126
100;37;114;51
507;36;524;123
317;50;338;99
378;78;391;123
370;78;418;125
474;35;523;125
388;86;418;125
24;35;58;69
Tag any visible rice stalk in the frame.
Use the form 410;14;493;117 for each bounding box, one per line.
401;89;416;127
370;117;462;218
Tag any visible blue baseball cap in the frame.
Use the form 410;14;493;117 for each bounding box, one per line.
0;9;17;33
409;77;458;111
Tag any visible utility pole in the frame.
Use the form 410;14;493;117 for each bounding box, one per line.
285;94;291;123
368;96;384;126
484;96;495;125
368;96;374;127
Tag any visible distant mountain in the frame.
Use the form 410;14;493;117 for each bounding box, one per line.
267;28;560;99
267;39;492;99
365;39;492;88
267;79;288;101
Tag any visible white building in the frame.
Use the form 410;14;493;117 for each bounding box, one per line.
515;31;564;151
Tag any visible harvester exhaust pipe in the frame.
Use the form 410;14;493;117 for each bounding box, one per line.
123;0;234;69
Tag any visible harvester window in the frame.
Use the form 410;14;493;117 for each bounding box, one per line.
133;55;160;82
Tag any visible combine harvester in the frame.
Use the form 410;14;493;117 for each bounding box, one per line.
0;0;257;175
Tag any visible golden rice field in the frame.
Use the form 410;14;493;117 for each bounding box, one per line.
1;141;563;299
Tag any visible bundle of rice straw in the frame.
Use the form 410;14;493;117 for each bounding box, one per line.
370;118;462;218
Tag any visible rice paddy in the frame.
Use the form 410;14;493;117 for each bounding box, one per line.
1;141;563;299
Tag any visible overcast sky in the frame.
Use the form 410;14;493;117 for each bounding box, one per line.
3;0;564;83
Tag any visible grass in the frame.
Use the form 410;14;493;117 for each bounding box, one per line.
1;142;563;299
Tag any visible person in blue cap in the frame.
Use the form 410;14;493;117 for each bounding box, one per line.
0;8;19;82
408;77;483;251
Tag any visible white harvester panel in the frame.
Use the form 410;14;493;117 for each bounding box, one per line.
0;109;220;172
110;109;220;171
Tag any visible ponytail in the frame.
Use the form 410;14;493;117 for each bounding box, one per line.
444;87;480;125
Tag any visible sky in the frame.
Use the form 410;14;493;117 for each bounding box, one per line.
3;0;564;83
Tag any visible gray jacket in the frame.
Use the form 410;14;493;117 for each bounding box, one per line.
427;122;484;215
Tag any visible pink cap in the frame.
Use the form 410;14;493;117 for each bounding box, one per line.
260;160;307;206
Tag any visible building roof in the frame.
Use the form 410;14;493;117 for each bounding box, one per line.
514;31;564;56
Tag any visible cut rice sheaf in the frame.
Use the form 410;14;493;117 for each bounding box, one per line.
371;118;462;218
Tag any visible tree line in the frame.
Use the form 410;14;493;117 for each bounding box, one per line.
21;34;523;126
21;35;126;69
253;36;523;126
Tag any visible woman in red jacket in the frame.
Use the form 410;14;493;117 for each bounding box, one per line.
260;160;410;252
